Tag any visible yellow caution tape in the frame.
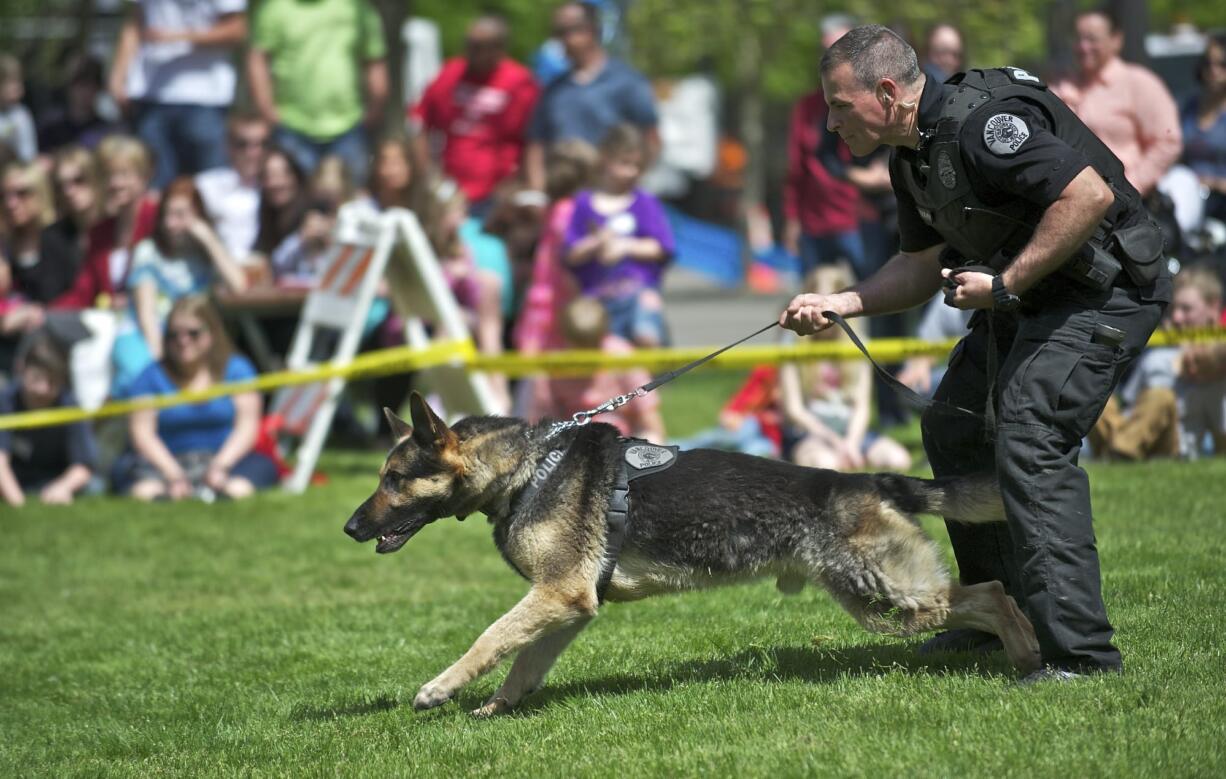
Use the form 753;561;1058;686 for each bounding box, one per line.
1147;325;1226;346
2;326;1225;432
0;339;476;432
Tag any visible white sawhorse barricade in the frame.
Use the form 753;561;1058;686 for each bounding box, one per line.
273;208;498;493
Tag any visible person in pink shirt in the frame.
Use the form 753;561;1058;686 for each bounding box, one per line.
410;13;538;218
512;139;598;355
1050;8;1181;196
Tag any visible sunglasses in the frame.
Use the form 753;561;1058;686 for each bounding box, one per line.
167;326;207;342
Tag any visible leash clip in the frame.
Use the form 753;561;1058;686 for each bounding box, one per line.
545;389;649;439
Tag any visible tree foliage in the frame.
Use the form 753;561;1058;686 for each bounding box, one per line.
401;0;1223;104
626;0;1053;103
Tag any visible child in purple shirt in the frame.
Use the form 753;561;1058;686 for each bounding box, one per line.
563;124;674;346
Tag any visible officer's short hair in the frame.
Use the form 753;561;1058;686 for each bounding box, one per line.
821;24;921;89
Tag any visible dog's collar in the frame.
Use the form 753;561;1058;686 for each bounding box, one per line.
506;443;570;519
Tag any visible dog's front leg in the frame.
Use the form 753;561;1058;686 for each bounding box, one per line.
414;586;595;711
471;616;593;717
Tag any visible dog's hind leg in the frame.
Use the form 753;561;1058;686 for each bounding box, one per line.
471;616;593;717
413;585;597;711
940;581;1041;673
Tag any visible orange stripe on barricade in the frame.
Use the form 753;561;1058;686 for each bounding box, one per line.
276;385;305;417
287;384;329;437
301;383;329;423
338;247;375;296
277;386;312;436
318;244;355;292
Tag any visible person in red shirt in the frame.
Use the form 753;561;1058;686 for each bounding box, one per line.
410;13;539;218
782;17;866;280
53;135;158;311
782;90;864;278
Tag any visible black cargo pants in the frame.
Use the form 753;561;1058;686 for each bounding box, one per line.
921;283;1164;672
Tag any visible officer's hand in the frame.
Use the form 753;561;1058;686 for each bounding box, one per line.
780;294;838;335
941;268;995;310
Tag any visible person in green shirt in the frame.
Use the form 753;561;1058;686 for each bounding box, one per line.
247;0;388;185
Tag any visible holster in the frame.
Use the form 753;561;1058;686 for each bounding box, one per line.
1060;241;1121;291
1109;217;1166;286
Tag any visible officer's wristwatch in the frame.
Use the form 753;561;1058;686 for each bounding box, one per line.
991;276;1022;312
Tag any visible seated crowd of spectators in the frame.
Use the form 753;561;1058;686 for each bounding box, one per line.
0;1;679;506
3;2;1226;509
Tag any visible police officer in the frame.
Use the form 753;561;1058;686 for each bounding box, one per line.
779;25;1169;682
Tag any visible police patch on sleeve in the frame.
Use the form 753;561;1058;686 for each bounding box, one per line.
983;114;1030;156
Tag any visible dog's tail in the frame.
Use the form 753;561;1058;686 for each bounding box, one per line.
873;472;1004;523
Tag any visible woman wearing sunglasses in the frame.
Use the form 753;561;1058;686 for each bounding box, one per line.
1;161;73;333
116;294;278;501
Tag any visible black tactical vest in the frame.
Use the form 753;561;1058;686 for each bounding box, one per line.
895;68;1137;268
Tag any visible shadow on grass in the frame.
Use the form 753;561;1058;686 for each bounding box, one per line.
515;640;1009;715
290;693;402;722
286;641;1012;723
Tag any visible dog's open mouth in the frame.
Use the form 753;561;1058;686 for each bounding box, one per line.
375;530;414;554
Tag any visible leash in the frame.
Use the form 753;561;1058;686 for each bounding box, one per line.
821;311;984;422
542;311;985;441
542;320;782;439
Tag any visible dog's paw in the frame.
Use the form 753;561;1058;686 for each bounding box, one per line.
413;681;454;711
471;696;513;718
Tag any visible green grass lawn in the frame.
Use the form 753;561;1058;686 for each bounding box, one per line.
3;372;1225;777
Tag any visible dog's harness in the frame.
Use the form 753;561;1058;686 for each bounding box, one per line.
601;439;679;601
508;437;679;603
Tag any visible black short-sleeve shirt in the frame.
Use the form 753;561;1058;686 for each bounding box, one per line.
3;219;85;304
891;76;1094;253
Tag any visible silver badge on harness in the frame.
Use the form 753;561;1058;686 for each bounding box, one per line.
625;445;674;470
937;151;957;189
983;114;1030;156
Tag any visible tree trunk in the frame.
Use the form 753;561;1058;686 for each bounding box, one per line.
1110;0;1149;65
1045;0;1077;78
375;0;411;135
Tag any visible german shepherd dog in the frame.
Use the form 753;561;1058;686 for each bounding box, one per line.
344;393;1040;716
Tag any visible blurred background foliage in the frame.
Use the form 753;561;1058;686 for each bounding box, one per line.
2;0;1221;99
3;0;1219;209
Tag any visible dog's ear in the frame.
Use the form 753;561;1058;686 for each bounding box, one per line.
408;391;456;449
383;407;413;443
